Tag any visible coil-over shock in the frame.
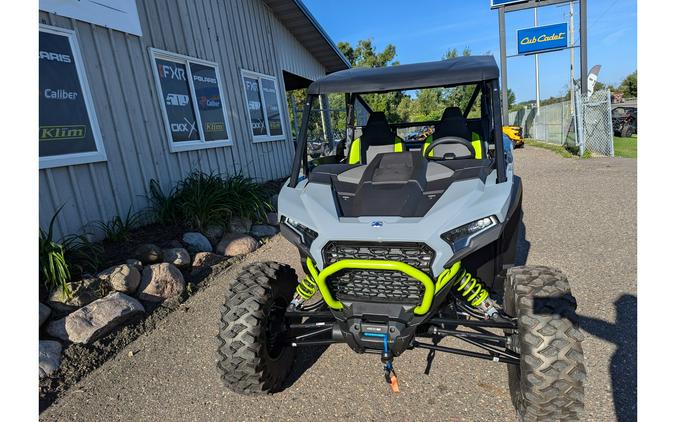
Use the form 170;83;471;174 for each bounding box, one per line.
438;263;498;318
289;274;320;310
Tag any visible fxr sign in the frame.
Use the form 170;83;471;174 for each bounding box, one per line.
517;23;568;55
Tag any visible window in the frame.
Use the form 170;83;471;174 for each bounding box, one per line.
241;70;286;142
150;49;232;152
39;25;106;169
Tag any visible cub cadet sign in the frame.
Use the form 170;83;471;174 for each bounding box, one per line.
517;23;568;55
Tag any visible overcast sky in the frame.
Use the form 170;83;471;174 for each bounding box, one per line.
304;0;637;103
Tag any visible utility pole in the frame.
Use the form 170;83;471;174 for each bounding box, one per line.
534;6;541;112
499;6;509;123
569;0;575;113
579;0;588;95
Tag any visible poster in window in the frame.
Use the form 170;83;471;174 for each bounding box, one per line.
190;63;228;141
261;79;283;136
155;58;200;142
39;30;97;157
243;77;266;136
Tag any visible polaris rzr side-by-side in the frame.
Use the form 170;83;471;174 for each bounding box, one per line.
216;56;586;421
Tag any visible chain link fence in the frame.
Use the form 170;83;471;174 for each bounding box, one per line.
508;88;614;156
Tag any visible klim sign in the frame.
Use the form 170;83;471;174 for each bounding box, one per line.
517;23;568;55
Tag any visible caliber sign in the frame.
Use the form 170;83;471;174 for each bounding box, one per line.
517;23;568;55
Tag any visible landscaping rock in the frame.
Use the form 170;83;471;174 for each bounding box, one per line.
135;243;162;264
182;232;212;253
46;292;144;344
250;224;279;238
228;217;252;234
98;264;141;294
126;259;143;272
138;263;185;302
162;248;190;268
192;252;227;269
216;233;258;256
266;212;279;226
48;277;105;312
204;225;225;245
39;303;51;326
39;340;62;378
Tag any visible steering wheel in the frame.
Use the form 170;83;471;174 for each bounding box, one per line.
423;136;475;160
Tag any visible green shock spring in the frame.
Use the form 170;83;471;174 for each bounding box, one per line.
450;268;490;307
295;275;319;300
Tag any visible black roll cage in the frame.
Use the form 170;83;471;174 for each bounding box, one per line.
288;79;507;187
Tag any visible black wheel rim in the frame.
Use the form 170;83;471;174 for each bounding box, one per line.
265;298;288;360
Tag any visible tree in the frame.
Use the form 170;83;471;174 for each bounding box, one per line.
619;71;637;98
338;39;398;68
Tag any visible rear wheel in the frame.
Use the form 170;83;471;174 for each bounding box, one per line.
504;266;586;421
217;262;297;394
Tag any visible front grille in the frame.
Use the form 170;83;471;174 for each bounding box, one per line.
322;242;435;305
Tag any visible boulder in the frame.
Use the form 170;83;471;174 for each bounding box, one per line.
48;277;105;312
98;264;141;294
39;340;62;378
138;263;186;302
250;224;279;238
228;217;252;234
135;243;162;264
266;212;279;226
162;247;190;268
39;303;51;326
204;225;225;245
126;259;143;272
167;240;184;249
182;232;212;253
192;252;228;269
216;233;258;256
46;292;144;344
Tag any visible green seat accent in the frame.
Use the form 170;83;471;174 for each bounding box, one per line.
348;136;404;164
422;132;483;159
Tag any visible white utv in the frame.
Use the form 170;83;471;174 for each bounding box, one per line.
217;56;586;421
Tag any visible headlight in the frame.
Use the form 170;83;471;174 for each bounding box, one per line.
441;216;498;250
281;216;318;247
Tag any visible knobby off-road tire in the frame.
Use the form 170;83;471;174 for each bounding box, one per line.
504;266;586;421
217;261;297;394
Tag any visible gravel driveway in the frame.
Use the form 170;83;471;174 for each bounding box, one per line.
40;146;637;422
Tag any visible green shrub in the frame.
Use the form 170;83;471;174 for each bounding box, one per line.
94;207;144;242
148;179;179;225
147;171;271;232
40;206;104;298
39;208;72;298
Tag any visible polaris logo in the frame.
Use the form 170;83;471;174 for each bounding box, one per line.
371;221;383;228
40;51;71;63
193;74;217;84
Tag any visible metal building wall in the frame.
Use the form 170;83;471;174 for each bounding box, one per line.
39;0;327;240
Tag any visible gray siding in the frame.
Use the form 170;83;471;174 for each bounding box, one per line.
39;0;327;239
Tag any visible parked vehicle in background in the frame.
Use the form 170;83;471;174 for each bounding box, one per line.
502;125;524;148
612;106;637;137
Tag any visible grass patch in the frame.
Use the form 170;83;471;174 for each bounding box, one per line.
613;136;637;158
525;139;578;158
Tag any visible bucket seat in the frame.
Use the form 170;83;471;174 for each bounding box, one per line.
422;107;484;159
348;112;404;164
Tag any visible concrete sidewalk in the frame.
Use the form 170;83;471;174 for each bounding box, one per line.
40;147;636;422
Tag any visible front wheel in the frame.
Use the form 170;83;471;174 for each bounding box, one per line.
504;266;586;421
217;262;297;394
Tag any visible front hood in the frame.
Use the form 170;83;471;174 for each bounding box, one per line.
279;169;513;276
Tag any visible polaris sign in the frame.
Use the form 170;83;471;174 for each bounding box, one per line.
517;23;568;55
490;0;528;8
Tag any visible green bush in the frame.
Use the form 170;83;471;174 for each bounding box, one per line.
148;171;272;232
40;207;103;297
94;207;144;242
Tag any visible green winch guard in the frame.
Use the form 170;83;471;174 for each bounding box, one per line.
305;258;439;315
